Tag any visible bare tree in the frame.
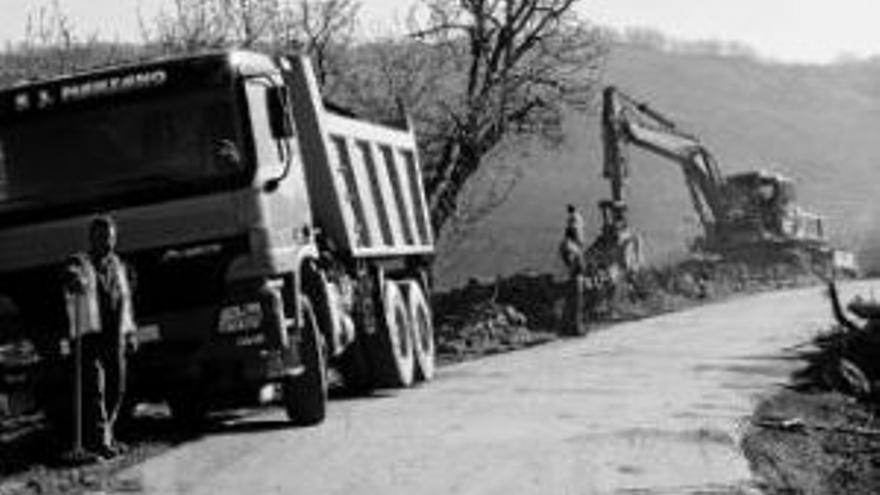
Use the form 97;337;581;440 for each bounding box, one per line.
150;0;360;78
273;0;360;86
150;0;228;51
151;0;279;52
406;0;606;233
1;1;129;83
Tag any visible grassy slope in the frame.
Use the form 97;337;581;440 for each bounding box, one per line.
437;43;880;288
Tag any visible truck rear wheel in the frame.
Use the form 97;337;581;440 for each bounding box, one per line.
338;339;374;394
406;282;435;382
371;281;415;388
282;296;327;426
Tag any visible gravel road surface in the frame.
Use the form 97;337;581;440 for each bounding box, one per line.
116;281;875;495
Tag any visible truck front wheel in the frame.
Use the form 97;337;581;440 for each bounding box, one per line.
282;296;327;426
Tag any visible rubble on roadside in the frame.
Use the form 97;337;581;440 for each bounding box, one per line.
432;256;819;364
434;300;555;362
743;388;880;495
743;319;880;494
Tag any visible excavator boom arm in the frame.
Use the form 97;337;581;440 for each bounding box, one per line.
601;86;727;233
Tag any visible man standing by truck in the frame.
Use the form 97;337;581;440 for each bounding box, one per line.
63;216;137;459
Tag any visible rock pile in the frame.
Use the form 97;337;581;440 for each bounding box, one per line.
435;301;553;361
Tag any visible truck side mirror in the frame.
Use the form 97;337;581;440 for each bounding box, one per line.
266;86;294;139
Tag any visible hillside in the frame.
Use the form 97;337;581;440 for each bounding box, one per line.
436;43;880;288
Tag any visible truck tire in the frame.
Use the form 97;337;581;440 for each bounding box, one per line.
282;296;328;426
371;281;415;388
406;282;435;382
338;339;374;394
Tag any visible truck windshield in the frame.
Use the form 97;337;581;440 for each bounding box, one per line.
0;87;244;211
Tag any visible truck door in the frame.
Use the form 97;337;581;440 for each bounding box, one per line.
242;76;312;247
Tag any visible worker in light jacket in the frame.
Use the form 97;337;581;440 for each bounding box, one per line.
63;215;137;460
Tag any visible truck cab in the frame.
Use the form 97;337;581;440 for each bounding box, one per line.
0;50;436;427
723;170;824;244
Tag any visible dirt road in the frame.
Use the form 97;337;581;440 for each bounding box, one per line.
117;282;875;494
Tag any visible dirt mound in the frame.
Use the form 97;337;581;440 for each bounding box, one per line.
433;256;818;363
590;255;816;321
434;299;555;362
435;274;563;329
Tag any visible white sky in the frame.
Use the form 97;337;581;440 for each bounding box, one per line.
0;0;877;64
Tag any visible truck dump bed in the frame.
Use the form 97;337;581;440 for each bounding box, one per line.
285;56;434;259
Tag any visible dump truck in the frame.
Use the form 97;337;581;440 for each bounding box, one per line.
589;85;855;276
0;50;435;427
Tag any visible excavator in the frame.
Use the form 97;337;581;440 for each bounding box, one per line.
586;85;856;277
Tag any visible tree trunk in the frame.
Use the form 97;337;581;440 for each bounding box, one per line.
427;115;510;236
427;140;482;235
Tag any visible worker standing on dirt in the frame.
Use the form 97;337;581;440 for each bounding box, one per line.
559;204;586;335
62;216;137;460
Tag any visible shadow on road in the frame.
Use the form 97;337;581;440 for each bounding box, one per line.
202;418;292;435
0;385;406;482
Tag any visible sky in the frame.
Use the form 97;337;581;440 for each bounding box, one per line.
0;0;877;64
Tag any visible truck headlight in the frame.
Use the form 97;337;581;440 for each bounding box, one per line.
218;302;263;334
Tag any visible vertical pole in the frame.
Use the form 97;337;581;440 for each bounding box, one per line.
573;274;585;336
564;273;585;336
73;295;83;455
63;290;87;462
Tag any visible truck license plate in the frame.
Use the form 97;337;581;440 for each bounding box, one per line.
136;324;161;343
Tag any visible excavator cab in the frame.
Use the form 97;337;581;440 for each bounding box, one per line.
724;171;824;243
723;171;785;237
725;171;791;208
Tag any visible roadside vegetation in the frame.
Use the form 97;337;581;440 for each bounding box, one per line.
743;318;880;494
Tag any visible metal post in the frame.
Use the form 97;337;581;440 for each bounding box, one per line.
62;291;89;463
563;273;585;336
73;296;83;456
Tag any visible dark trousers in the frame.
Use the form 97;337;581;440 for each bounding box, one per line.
563;274;585;336
79;333;126;449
